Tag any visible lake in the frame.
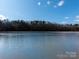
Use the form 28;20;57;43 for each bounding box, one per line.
0;32;79;59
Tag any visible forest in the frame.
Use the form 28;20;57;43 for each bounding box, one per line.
0;19;79;31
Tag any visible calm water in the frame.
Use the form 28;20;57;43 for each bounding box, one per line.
0;32;79;59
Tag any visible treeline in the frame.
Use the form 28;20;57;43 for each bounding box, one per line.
0;20;79;31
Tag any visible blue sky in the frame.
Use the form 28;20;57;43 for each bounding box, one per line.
0;0;79;23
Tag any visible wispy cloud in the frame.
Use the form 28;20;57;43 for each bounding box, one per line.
74;20;79;22
76;15;79;19
37;2;41;6
58;0;64;7
74;15;79;22
53;5;57;8
65;17;69;19
61;21;67;24
47;1;51;5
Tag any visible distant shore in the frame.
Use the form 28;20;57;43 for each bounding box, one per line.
0;20;79;31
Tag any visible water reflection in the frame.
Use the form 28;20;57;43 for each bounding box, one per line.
0;32;79;59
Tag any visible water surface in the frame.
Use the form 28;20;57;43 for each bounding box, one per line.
0;32;79;59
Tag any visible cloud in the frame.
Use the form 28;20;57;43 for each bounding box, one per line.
0;15;7;20
47;1;51;5
53;5;57;8
58;0;64;7
76;16;79;19
74;20;79;22
37;2;41;6
61;21;67;24
65;17;69;19
74;15;79;22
